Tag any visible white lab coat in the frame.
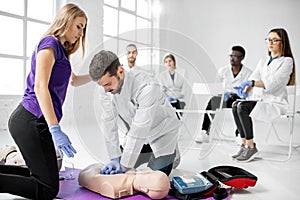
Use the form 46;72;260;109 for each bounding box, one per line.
133;66;155;77
99;70;179;168
217;64;253;92
118;64;155;144
158;70;186;101
249;56;293;122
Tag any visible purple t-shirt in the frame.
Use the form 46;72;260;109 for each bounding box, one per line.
22;36;71;122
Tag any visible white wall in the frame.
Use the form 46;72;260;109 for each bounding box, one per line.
2;0;300;129
156;0;300;143
158;0;300;81
0;1;104;129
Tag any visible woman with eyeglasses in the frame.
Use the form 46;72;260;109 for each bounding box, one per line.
231;28;295;162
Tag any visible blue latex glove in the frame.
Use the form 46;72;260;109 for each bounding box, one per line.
233;86;248;99
239;80;252;90
166;96;177;103
49;125;77;158
100;157;127;174
224;92;232;101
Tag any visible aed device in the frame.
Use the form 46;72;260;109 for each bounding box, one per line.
172;172;214;194
170;165;257;199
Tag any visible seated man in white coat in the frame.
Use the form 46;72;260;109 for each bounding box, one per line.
196;46;252;143
89;50;180;176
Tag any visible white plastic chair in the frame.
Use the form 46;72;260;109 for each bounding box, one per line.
263;85;300;161
176;82;225;124
175;82;226;158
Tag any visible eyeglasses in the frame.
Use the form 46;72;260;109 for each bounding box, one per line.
229;55;242;59
265;38;281;44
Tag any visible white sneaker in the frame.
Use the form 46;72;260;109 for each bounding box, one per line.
195;130;209;143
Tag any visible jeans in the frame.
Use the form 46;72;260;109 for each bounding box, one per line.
147;150;176;176
121;144;176;176
0;104;59;199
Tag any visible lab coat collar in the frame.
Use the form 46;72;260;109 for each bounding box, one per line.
265;56;284;70
267;55;279;65
117;70;130;97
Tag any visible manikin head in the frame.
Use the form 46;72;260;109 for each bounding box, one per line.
133;170;170;199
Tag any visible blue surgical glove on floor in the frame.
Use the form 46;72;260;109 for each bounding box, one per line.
233;86;248;99
100;157;127;174
49;125;77;158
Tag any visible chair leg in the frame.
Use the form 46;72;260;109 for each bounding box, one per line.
263;117;295;162
209;109;234;141
266;122;284;144
272;123;284;143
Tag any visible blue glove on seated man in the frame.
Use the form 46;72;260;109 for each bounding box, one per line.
100;157;127;174
166;96;178;103
49;125;77;158
233;86;248;99
224;92;232;102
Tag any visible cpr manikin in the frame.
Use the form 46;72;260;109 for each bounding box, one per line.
78;163;170;199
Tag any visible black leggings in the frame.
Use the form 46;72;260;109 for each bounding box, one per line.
232;101;257;140
0;104;59;200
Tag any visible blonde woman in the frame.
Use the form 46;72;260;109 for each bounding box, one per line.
1;4;90;199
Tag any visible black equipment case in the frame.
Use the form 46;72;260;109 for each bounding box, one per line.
170;165;258;199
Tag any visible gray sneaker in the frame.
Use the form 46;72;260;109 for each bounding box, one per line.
236;144;258;162
232;144;246;159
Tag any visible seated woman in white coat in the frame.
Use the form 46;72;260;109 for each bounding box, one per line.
232;28;295;162
158;53;187;112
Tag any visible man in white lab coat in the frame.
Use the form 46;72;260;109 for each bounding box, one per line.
123;44;138;70
196;46;252;143
123;43;155;77
89;50;179;176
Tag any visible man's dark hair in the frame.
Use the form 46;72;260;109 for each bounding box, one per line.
104;59;120;77
126;44;137;51
232;46;245;58
89;50;121;81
